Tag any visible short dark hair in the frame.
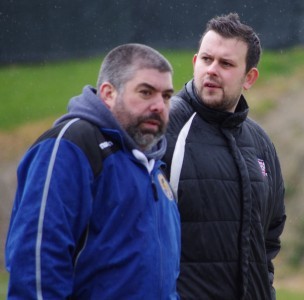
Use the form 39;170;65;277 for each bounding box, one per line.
199;13;261;72
96;43;173;93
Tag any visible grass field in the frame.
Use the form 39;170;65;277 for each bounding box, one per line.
0;50;193;131
277;289;304;300
0;272;7;299
1;47;304;130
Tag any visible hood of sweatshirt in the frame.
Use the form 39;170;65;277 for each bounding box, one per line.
54;85;167;160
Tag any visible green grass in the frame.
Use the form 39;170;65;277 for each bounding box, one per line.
0;272;8;299
277;289;304;300
258;47;304;81
1;47;304;130
0;57;102;130
0;50;193;131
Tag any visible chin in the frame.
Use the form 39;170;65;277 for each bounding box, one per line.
202;97;219;106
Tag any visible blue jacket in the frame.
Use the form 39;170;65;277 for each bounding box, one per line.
6;86;181;299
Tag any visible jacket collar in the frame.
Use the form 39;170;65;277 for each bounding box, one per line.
180;80;249;128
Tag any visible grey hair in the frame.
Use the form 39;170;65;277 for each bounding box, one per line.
96;43;173;94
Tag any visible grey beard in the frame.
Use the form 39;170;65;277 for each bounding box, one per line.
126;127;163;151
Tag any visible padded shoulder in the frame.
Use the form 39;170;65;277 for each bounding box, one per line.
34;119;118;177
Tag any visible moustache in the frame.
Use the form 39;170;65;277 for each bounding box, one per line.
138;113;165;127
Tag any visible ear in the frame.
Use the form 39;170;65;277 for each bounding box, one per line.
99;82;118;110
243;68;259;90
192;53;198;67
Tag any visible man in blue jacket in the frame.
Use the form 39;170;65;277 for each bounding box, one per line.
6;43;181;299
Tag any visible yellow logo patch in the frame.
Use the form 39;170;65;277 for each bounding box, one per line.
157;173;174;201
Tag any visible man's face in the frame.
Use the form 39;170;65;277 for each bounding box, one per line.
110;68;173;151
193;30;257;112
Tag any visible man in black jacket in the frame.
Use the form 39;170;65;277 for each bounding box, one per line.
163;13;286;300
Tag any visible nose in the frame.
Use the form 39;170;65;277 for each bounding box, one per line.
149;94;166;113
207;61;219;76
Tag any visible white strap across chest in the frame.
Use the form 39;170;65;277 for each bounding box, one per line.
169;112;196;201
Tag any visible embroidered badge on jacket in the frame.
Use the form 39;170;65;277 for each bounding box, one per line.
258;158;267;177
158;173;175;201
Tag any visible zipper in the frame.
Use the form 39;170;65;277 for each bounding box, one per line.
151;172;163;297
73;224;90;270
151;174;159;201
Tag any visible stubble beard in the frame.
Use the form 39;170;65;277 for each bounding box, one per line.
202;92;238;112
196;84;241;112
195;76;244;112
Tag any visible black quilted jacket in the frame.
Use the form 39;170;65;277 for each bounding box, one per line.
163;80;286;300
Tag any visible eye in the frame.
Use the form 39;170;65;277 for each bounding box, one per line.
139;89;152;97
202;56;212;63
162;93;172;102
221;61;233;68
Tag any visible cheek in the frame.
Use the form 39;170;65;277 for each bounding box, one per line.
194;63;204;77
223;73;240;86
125;97;145;112
163;107;170;121
193;65;206;89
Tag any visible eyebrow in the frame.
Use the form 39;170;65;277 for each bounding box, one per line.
137;82;174;94
201;51;236;62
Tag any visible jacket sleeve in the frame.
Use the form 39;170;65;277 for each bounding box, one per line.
5;139;93;299
265;147;286;296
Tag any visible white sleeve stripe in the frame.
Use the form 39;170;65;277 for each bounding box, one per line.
35;118;79;300
169;112;196;202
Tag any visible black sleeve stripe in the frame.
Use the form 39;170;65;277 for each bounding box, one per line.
32;119;119;178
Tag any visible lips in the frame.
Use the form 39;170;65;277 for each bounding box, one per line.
141;119;161;131
139;114;164;133
204;81;221;88
146;119;160;126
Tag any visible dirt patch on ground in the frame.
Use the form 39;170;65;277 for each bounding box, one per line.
0;119;53;269
250;73;304;290
277;275;304;293
0;118;54;161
